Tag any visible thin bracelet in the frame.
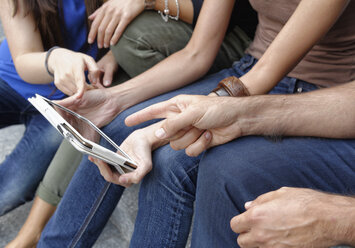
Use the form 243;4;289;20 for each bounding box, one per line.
158;0;179;22
45;46;60;77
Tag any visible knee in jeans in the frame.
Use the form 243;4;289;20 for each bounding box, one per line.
199;147;263;196
142;146;199;198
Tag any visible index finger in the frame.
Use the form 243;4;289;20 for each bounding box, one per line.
84;55;100;85
156;110;199;140
73;70;86;99
125;99;176;127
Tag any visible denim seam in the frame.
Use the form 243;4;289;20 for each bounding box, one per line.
69;182;112;248
167;163;199;248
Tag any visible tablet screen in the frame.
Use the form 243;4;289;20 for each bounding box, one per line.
43;98;127;159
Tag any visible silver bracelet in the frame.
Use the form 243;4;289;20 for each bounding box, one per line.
158;0;179;22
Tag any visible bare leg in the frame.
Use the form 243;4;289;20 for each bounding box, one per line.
6;196;56;248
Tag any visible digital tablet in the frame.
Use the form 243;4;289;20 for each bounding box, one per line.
28;94;137;174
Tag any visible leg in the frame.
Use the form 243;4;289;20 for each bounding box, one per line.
6;197;56;248
112;11;250;78
39;65;240;247
0;77;63;215
36;140;83;206
192;136;355;247
130;146;200;248
0;113;62;215
7;140;82;247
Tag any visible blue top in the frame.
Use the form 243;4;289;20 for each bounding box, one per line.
0;0;98;100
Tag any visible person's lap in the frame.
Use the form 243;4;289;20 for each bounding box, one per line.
38;64;239;247
38;11;252;245
130;55;355;247
192;136;355;247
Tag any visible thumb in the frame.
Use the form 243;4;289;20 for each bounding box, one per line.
54;95;78;108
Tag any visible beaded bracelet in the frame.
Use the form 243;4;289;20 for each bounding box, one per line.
45;46;60;77
158;0;179;22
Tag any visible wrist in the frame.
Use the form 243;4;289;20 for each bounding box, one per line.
323;195;355;245
211;76;250;97
45;46;61;77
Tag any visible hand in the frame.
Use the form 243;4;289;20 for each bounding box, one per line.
88;0;145;48
230;187;344;248
89;124;162;187
48;48;100;98
90;50;118;87
55;87;123;128
125;95;243;157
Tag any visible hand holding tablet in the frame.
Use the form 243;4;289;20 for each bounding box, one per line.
28;94;137;174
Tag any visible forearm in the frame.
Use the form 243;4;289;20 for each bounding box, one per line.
324;195;355;246
240;0;350;95
237;81;355;138
111;48;212;110
111;0;233;110
14;52;53;84
154;0;193;24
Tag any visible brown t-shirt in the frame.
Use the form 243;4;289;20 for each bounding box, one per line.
245;0;355;87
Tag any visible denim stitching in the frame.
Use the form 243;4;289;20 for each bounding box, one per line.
70;182;112;248
167;163;199;248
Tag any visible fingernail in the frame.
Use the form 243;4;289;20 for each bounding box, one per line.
204;131;211;140
104;43;108;48
155;128;166;139
98;44;102;49
88;38;93;44
104;80;110;86
245;201;252;209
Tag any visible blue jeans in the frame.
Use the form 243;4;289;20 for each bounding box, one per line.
0;78;62;216
38;60;236;247
39;55;355;247
132;57;355;247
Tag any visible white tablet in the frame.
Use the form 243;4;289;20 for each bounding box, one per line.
28;94;137;174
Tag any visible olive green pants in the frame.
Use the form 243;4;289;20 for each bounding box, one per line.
36;11;251;205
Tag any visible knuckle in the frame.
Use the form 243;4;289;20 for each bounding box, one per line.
185;149;197;157
254;230;267;243
105;29;112;36
279;186;290;193
249;207;263;223
170;142;180;151
237;236;248;248
64;72;72;79
98;27;105;34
